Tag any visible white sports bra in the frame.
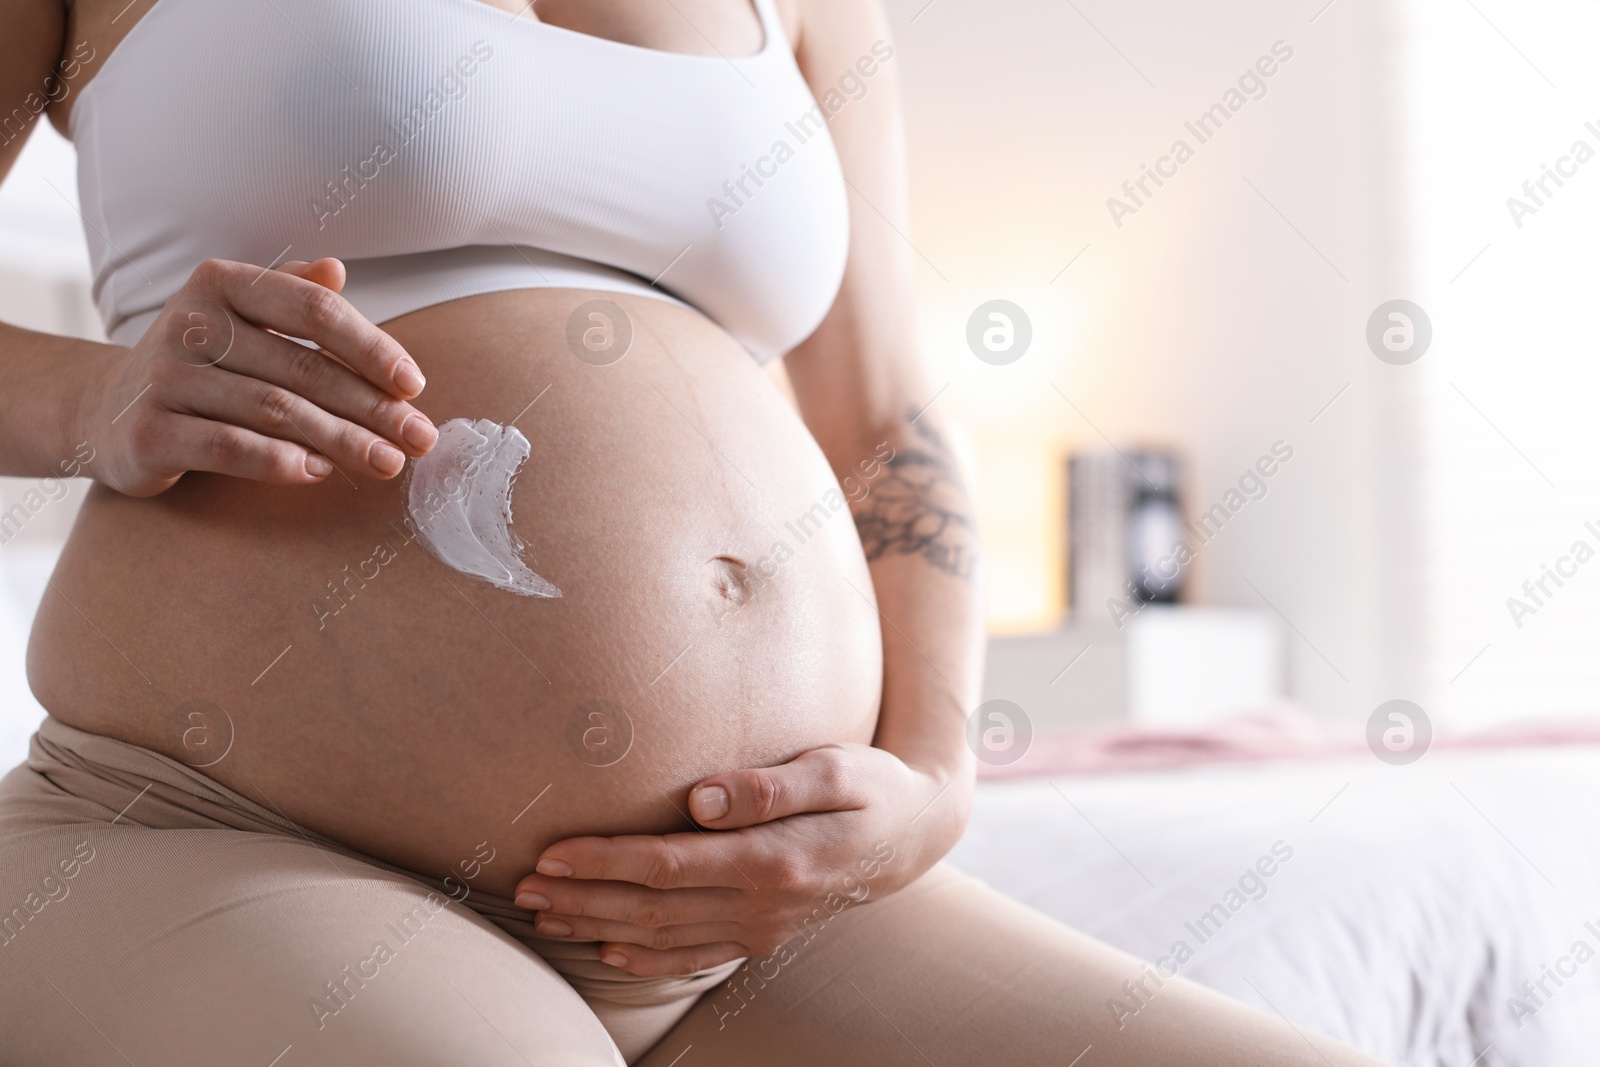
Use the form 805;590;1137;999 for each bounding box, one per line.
70;0;850;363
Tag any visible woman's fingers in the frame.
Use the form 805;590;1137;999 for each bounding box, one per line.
274;257;347;293
689;745;868;829
175;364;410;478
203;327;437;461
531;913;744;952
594;942;749;978
99;255;431;496
145;412;333;485
159;259;437;469
530;832;768;891
514;877;733;926
190;258;425;399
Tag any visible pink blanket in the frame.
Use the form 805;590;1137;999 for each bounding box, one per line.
979;702;1600;779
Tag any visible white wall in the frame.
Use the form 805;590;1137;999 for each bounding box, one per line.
894;0;1421;722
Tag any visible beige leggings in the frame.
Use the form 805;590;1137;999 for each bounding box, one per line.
0;718;1388;1067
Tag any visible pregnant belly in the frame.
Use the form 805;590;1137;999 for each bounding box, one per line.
28;289;883;897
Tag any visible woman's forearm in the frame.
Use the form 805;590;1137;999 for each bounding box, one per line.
0;319;117;478
845;411;985;790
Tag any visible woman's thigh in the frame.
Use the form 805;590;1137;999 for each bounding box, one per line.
636;863;1388;1067
0;822;624;1067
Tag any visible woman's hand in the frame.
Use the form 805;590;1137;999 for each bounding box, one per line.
77;257;437;497
513;743;973;977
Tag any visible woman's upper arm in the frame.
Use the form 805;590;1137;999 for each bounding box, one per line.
0;0;66;182
784;0;929;459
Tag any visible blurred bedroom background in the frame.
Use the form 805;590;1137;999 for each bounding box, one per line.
5;0;1599;763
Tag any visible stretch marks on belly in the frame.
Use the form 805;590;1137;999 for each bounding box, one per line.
405;418;561;598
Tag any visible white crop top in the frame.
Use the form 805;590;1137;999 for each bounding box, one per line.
69;0;851;363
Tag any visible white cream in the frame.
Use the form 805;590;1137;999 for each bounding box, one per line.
405;418;561;598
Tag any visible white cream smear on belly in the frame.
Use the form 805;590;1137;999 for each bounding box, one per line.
405;418;561;598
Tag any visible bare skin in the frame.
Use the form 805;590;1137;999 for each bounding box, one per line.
1;0;983;979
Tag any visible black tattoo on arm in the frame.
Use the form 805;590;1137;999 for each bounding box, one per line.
851;410;979;580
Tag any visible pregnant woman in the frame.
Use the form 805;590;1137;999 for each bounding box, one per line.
0;0;1388;1064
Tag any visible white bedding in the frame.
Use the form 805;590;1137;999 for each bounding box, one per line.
949;747;1600;1066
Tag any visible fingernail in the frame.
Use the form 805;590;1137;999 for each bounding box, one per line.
691;785;730;822
393;361;426;396
305;454;333;478
536;859;573;878
401;414;438;451
369;441;405;476
536;918;572;937
601;952;629;969
516;892;551;911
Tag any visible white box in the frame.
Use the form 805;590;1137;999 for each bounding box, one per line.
982;607;1284;732
1125;606;1284;728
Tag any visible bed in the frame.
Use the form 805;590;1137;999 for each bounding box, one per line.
3;544;1595;1064
950;746;1600;1065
